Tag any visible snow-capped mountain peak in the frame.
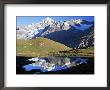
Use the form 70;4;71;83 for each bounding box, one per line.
42;17;55;25
17;18;93;40
72;19;82;24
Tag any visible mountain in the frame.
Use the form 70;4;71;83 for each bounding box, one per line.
78;25;94;48
17;17;84;39
43;24;94;48
17;17;56;39
16;37;71;57
17;17;94;48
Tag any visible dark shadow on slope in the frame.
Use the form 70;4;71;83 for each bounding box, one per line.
43;27;85;48
43;25;94;48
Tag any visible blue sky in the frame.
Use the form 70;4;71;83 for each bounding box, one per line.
16;16;94;27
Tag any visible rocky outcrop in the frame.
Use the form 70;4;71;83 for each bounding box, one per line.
78;28;94;48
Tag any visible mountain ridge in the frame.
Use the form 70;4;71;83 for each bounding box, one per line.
17;17;94;48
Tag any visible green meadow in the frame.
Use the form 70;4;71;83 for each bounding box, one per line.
17;37;94;57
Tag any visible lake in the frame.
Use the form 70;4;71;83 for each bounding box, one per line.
16;56;94;74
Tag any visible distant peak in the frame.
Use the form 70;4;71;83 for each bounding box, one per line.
43;17;55;25
45;17;53;20
43;17;54;21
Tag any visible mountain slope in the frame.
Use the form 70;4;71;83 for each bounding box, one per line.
17;17;92;40
78;25;94;48
17;37;72;57
17;17;94;48
43;24;94;48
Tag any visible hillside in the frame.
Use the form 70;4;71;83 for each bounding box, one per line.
50;46;94;57
16;37;72;57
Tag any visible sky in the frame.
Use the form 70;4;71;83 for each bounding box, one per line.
16;16;94;27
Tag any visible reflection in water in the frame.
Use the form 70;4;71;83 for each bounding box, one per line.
22;56;88;72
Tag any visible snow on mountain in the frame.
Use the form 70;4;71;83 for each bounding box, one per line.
17;17;92;40
17;17;56;39
42;17;55;25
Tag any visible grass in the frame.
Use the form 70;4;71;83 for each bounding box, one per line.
16;37;72;57
17;37;94;57
51;47;94;57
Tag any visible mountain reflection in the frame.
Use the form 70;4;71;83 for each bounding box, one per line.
23;56;88;72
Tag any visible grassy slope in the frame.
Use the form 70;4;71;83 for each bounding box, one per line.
17;37;72;57
50;47;94;57
77;47;94;57
51;46;94;57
